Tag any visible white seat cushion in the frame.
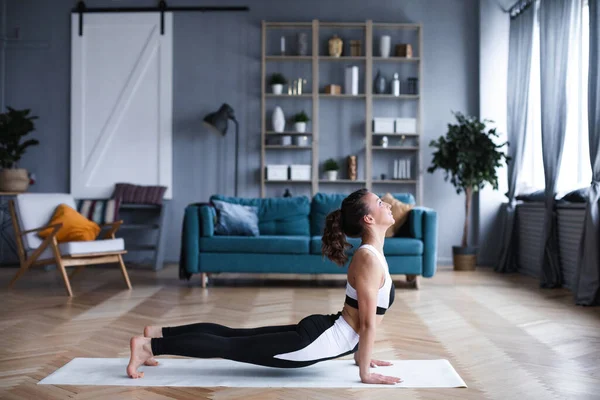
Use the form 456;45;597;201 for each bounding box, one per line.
15;193;77;251
29;238;125;260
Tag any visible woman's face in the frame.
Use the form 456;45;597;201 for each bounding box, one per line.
364;192;394;227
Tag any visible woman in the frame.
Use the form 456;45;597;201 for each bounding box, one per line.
127;188;402;385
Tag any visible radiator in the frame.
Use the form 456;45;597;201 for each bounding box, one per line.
515;203;545;278
556;203;586;290
515;202;587;288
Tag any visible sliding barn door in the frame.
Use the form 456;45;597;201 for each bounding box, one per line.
70;12;173;199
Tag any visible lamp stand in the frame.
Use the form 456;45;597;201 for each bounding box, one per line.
233;118;239;197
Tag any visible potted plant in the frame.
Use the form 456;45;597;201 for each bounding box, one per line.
0;107;39;192
291;111;310;133
427;111;509;271
323;158;340;181
270;73;288;95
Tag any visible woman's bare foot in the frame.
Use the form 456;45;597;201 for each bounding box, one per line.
126;336;154;379
144;325;162;338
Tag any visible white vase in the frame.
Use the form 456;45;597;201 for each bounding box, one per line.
294;122;306;133
272;106;285;133
344;66;359;95
325;170;338;181
272;84;283;95
380;35;391;58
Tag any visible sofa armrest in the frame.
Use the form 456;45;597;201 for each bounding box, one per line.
409;207;438;278
180;204;215;278
199;205;215;237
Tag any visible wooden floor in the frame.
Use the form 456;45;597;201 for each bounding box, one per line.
0;264;599;400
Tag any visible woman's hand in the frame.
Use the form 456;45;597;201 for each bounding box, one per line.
360;372;403;385
369;359;393;368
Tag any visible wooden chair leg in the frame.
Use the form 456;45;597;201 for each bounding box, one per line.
117;255;132;290
201;273;207;288
8;260;31;288
49;238;73;297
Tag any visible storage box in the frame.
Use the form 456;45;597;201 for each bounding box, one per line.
373;118;395;133
394;118;417;134
290;164;311;181
325;84;341;95
266;165;289;181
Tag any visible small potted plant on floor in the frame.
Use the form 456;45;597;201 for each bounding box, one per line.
324;158;339;181
0;107;39;192
270;73;287;95
427;111;509;271
291;111;310;133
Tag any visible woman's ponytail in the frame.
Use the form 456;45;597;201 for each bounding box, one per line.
321;209;351;266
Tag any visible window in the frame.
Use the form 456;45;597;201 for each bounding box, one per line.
518;0;591;196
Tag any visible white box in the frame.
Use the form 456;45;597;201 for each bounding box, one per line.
290;164;311;181
373;118;395;133
266;165;289;181
395;118;417;134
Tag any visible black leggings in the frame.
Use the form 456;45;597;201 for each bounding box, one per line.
150;313;358;368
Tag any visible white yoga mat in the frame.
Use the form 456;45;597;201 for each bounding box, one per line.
39;358;467;388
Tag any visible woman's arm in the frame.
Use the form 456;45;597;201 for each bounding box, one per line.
353;250;402;385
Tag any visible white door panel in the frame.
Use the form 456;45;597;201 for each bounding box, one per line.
71;12;173;199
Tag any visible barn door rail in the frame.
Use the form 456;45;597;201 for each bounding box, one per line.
72;1;250;36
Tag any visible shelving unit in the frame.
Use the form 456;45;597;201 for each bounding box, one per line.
261;20;423;204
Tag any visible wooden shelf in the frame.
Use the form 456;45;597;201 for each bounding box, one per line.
373;57;420;62
319;94;366;98
265;145;312;149
119;224;160;230
372;94;419;99
319;56;366;61
373;180;418;184
266;94;312;98
265;56;312;61
119;203;161;209
372;146;419;151
265;180;311;183
319;179;367;184
266;131;313;135
261;19;423;203
372;132;419;136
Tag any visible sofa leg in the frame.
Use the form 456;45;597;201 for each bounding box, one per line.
201;273;207;288
406;274;420;290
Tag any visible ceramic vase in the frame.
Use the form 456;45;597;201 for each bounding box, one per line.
272;106;285;133
379;35;391;58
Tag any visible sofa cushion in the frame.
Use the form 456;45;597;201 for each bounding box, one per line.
310;192;416;236
310;236;422;256
210;195;310;236
31;238;125;260
200;235;309;254
212;199;259;236
38;203;101;243
381;193;413;237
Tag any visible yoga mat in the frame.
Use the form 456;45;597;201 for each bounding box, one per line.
39;358;467;388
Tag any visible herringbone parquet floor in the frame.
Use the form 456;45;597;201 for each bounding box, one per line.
0;264;599;400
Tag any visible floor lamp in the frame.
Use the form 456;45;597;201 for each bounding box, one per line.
203;103;239;197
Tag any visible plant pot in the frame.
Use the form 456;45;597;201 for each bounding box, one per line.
0;168;30;192
452;246;478;271
272;84;283;95
325;170;338;181
294;122;306;133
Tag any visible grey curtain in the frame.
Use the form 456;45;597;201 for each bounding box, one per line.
496;5;535;273
575;0;600;306
538;0;582;288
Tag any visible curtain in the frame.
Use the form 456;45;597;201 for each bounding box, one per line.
575;0;600;305
496;5;535;273
538;0;582;288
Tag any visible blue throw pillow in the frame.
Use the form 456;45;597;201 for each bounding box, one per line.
213;199;260;236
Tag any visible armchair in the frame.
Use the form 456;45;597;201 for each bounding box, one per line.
8;193;131;296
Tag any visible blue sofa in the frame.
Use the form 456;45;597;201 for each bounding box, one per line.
179;192;437;284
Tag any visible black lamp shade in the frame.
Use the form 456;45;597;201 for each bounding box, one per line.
203;103;236;136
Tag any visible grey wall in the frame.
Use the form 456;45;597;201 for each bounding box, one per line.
4;0;480;265
476;0;510;267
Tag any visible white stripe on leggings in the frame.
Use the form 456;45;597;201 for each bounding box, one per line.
273;315;359;362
